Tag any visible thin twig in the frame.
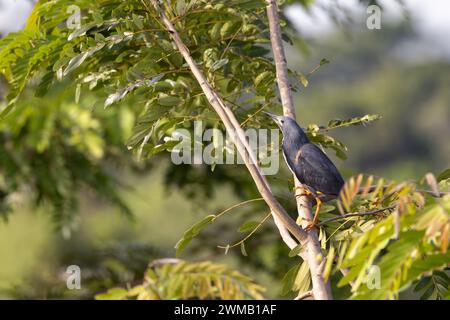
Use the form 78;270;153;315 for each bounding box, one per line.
218;212;272;249
295;290;313;300
359;185;447;198
316;206;396;227
240;103;271;127
416;189;447;198
219;25;242;60
214;198;264;220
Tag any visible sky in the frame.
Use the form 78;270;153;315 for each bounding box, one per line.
0;0;449;55
285;0;450;57
0;0;33;35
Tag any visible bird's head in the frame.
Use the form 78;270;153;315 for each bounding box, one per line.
264;112;309;144
264;112;295;130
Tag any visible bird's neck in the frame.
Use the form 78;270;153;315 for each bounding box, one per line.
282;127;309;147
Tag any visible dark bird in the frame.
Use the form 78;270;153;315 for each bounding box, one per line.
265;112;345;230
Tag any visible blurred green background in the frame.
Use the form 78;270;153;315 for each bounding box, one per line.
0;1;449;299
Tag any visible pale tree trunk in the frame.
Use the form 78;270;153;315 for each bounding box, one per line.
266;0;333;300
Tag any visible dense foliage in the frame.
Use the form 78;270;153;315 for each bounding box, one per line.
96;259;265;300
0;86;138;231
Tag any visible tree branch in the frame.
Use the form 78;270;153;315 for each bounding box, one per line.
315;205;396;227
148;0;308;252
295;290;313;300
272;213;306;260
359;185;447;198
266;0;333;300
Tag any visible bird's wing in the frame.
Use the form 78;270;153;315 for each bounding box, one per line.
294;143;344;195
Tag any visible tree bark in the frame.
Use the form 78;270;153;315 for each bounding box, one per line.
266;0;333;300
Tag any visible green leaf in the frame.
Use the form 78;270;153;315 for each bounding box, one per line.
240;242;248;256
68;23;97;41
437;169;450;182
421;284;435;300
210;58;228;72
307;132;348;160
220;21;240;38
174;215;216;256
414;277;430;292
281;264;300;296
338;217;395;288
63;43;105;76
95;288;128;300
238;220;259;233
75;83;81;104
321;204;335;213
293;261;311;293
191;215;216;234
296;72;309;87
320;58;330;65
209;23;222;41
413;271;450;300
0;103;15;119
242;95;265;106
132;14;144;29
105;75;163;108
318;114;382;132
107;260;266;300
323;246;335;281
158;95;182;107
405;252;450;285
254;71;271;87
288;243;303;257
352;230;424;300
232;0;265;10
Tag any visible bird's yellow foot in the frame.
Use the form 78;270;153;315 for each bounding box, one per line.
294;187;313;198
304;197;322;232
304;222;318;232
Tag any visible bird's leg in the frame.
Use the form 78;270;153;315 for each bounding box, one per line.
305;196;322;232
294;187;313;198
293;187;322;231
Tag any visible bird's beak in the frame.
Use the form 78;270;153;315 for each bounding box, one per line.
263;111;276;119
263;111;281;127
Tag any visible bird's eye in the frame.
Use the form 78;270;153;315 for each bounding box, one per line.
280;119;284;124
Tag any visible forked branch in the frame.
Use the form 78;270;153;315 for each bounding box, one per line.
148;0;308;252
